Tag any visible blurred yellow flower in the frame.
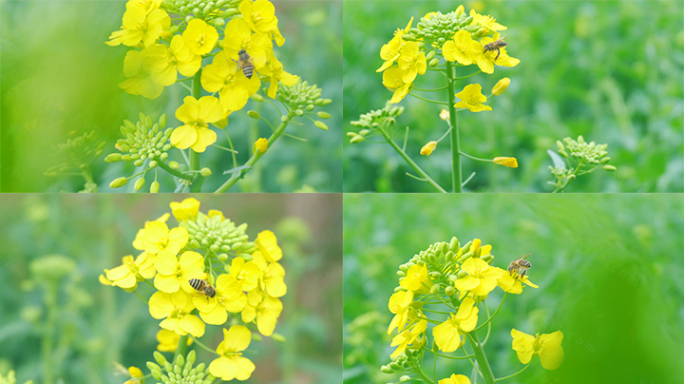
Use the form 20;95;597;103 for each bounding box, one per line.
252;251;287;298
260;55;298;98
149;290;205;337
156;329;193;352
153;250;205;293
400;264;433;294
171;96;223;153
439;374;471;384
132;219;189;255
253;138;268;155
209;325;256;381
433;297;479;352
492;77;511;95
170;198;200;221
511;329;564;370
470;9;507;32
439;109;450;121
256;230;282;262
202;53;261;111
119;50;164;100
377;17;413;73
454;84;492;112
421;141;437;156
102;253;155;290
182;19;218;55
493;156;518;168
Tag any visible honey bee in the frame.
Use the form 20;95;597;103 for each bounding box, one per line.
189;278;216;298
237;49;254;79
507;253;531;279
483;37;507;61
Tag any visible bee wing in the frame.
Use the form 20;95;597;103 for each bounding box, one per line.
521;253;532;260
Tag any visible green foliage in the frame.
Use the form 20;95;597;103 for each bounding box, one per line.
343;1;684;192
343;193;684;383
0;194;342;384
0;1;342;192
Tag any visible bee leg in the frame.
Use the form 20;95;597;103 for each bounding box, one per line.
495;48;500;61
521;269;526;278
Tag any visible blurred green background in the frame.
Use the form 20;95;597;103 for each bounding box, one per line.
0;193;342;384
343;193;684;384
0;0;342;192
343;1;684;192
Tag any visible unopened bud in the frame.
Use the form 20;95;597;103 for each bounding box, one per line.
109;177;128;188
134;177;145;191
200;168;212;177
314;121;329;131
317;111;331;119
350;135;364;144
429;58;440;67
250;93;263;102
150;181;160;193
169;161;180;169
492;77;510;96
105;153;122;162
445;286;455;296
603;165;616;171
247;110;260;119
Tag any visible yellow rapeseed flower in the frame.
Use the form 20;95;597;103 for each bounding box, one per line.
170;198;200;221
256;230;282;262
253;138;268;155
106;7;169;47
202;53;261;111
382;66;412;104
453;257;505;298
420;141;437;156
400;264;433;294
153;250;205;293
156;329;193;352
390;318;427;357
132;218;189;255
476;33;520;74
442;30;482;66
149;290;205;337
209;325;256;381
492;77;510;95
493;157;518;168
192;273;247;325
470;9;507;32
497;272;539;294
142;35;202;86
229;257;261;292
377;17;413;73
454;84;492;112
387;290;414;334
439;374;471;384
102;253;156;290
240;0;285;46
241;288;283;336
398;42;426;84
260;54;298;98
432;297;479;352
511;329;564;370
251;251;287;298
222;19;272;70
182;19;219;56
171;96;223;153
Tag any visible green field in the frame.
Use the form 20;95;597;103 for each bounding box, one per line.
0;194;342;384
343;1;684;192
343;193;684;384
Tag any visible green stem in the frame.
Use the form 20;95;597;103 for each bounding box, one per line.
496;363;531;382
475;293;507;332
157;161;193;180
446;62;462;193
189;70;204;192
190;337;219;355
413;364;436;384
460;151;494;162
378;126;447;193
214;113;292;192
409;92;449;105
467;332;496;384
175;335;189;362
42;282;57;384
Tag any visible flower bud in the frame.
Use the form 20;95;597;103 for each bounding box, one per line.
149;160;158;168
429;284;440;294
295;109;304;116
134;159;144;167
396;270;406;277
445;286;455;296
350;135;364;143
270;333;286;342
150;181;160;193
320;99;333;106
109;177;128;188
449;237;459;252
492;77;510;96
603;165;616;171
493;157;518;168
482;254;494;263
169;161;180;169
253;138;268;154
380;365;394;374
400;376;411;382
105;153;122;162
601;157;611;164
200;168;212;177
247;110;260;119
317;111;331;119
314;121;329;131
429;58;440;67
134;177;145;191
420;141;437;156
346;132;356;137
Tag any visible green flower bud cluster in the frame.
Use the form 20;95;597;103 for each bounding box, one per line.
556;136;610;166
380;348;423;375
278;79;331;126
45;130;105;176
181;212;257;256
0;370;16;384
549;136;615;192
105;113;172;168
148;351;214;384
348;102;404;143
30;254;76;282
409;10;486;50
162;0;239;23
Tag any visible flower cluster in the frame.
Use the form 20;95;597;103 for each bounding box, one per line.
377;5;519;106
101;197;286;382
382;237;562;383
147;350;214;384
347;102;405;143
106;0;297;152
548;135;615;192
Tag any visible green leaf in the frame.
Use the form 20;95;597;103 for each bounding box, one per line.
547;149;566;170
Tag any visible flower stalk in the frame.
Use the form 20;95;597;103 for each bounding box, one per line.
190;70;203;192
446;61;463;192
467;332;496;384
